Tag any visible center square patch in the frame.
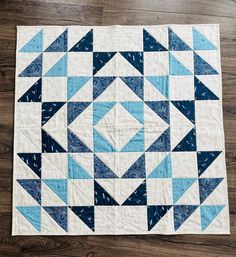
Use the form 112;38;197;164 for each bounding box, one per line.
13;25;230;235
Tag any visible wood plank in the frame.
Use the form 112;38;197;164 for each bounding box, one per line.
4;0;236;18
103;10;236;40
5;0;106;8
103;0;236;18
0;1;103;25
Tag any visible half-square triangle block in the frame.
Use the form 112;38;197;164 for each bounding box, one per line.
43;206;68;231
69;29;93;52
143;29;167;52
194;76;219;100
45;29;68;52
20;29;43;52
44;53;67;77
18;78;42;102
68;154;92;179
200;205;224;231
18;153;41;178
19;54;42;77
174;205;198;230
17;179;41;204
194;52;218;75
70;206;94;231
16;206;41;231
168;28;192;51
94;181;119;206
193;28;216;51
122;180;147;205
147;205;172;231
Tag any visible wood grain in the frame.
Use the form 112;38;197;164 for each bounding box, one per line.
0;0;235;256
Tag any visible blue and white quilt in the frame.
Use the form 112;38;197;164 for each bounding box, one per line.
13;24;230;235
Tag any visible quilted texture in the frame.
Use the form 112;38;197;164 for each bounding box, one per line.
13;25;230;235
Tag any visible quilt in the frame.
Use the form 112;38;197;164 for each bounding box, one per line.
13;24;230;235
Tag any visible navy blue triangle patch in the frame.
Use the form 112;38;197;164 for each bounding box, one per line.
143;29;167;51
93;76;116;100
17;179;41;204
147;205;172;231
122;180;147;206
42;129;66;153
93;52;116;75
120;76;144;100
43;206;68;231
45;29;68;52
194;76;219;100
122;154;146;178
199;178;223;204
194;52;218;75
67;102;90;125
70;206;94;231
69;29;93;52
146;128;170;152
19;54;42;77
120;52;143;74
173;128;196;152
168;28;192;51
68;129;92;153
171;100;195;124
145;101;170;124
18;153;41;178
197;151;222;177
174;205;198;230
18;78;42;102
42;102;65;125
94;154;118;179
94;181;119;206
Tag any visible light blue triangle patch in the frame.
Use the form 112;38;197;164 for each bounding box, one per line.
169;53;192;75
121;127;144;152
193;28;217;50
67;76;91;100
93;102;116;125
43;179;67;204
44;53;67;77
172;178;196;203
93;128;116;152
200;205;224;231
148;154;172;178
121;102;144;124
20;30;43;52
16;206;41;231
146;76;169;99
68;154;92;179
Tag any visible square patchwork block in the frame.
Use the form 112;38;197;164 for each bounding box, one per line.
13;25;229;235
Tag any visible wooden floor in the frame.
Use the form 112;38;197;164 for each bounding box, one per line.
0;0;236;256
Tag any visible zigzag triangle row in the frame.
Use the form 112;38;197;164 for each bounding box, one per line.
18;52;218;78
19;27;216;53
17;75;219;103
20;29;93;53
16;203;224;233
